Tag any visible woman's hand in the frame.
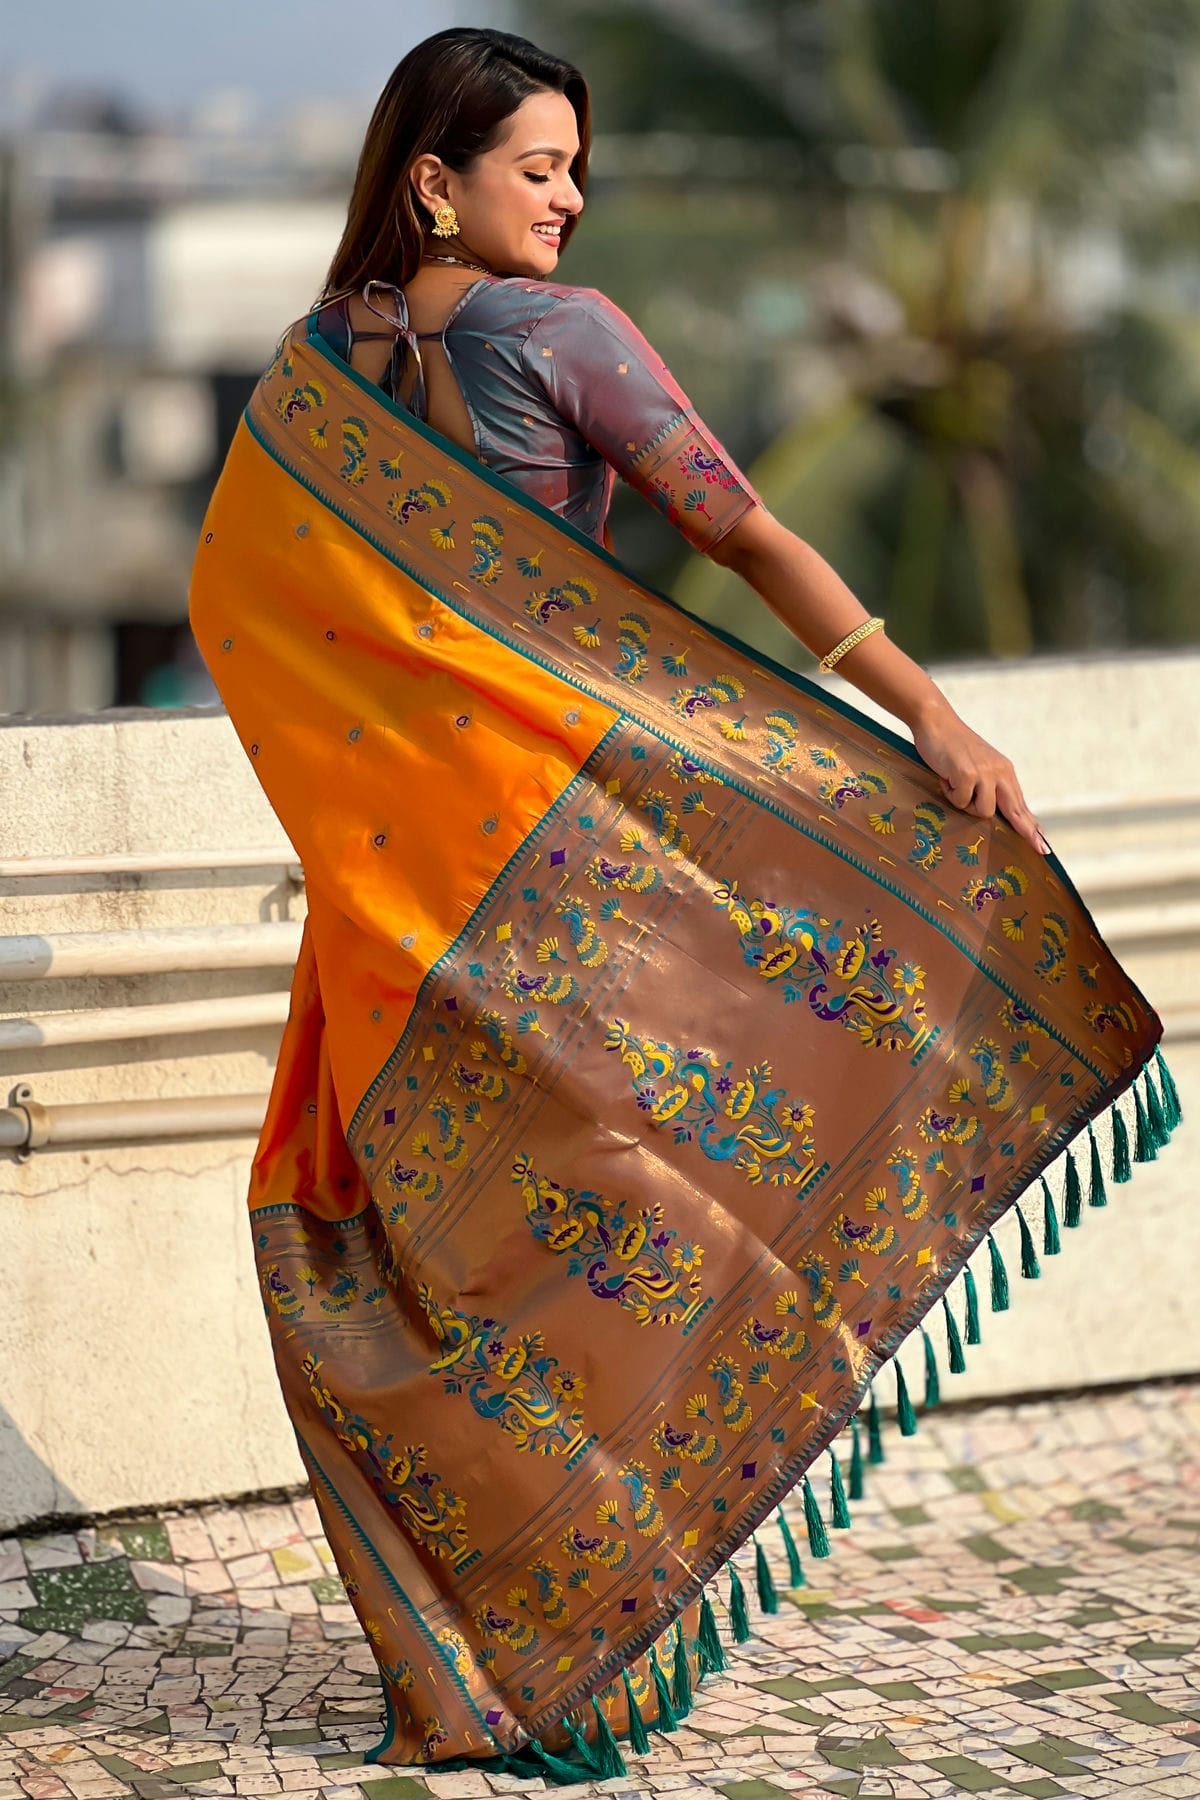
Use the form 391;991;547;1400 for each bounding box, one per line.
909;697;1050;855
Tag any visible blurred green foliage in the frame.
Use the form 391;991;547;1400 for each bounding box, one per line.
525;0;1200;665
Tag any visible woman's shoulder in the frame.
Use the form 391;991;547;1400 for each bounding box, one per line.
464;276;630;338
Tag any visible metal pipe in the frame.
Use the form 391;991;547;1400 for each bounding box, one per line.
0;922;302;981
0;1089;269;1154
0;849;303;880
0;992;288;1050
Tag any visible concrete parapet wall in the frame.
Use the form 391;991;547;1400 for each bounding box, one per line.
2;652;1197;1531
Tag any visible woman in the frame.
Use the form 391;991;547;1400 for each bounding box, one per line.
188;25;1177;1784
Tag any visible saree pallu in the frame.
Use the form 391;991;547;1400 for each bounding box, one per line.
188;309;1179;1781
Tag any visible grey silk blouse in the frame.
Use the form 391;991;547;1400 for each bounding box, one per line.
313;275;761;553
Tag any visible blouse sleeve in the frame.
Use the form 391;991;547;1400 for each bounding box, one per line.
522;288;762;553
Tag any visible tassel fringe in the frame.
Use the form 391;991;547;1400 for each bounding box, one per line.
987;1231;1010;1312
1087;1121;1106;1207
777;1504;805;1584
698;1591;726;1675
1015;1204;1040;1280
964;1266;982;1345
753;1534;779;1614
830;1449;852;1527
921;1327;940;1408
943;1295;966;1373
1041;1175;1061;1254
1063;1150;1083;1228
520;1052;1181;1790
867;1384;885;1464
895;1359;918;1436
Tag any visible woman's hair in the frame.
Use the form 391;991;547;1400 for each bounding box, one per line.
319;27;590;302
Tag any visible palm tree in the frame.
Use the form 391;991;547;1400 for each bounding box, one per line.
527;0;1200;664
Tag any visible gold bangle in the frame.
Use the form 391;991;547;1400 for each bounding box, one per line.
818;616;885;674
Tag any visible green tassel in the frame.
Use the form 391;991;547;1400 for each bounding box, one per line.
867;1385;885;1464
921;1328;940;1408
943;1295;966;1373
698;1590;726;1675
591;1697;627;1777
648;1643;676;1733
1041;1176;1061;1254
895;1361;917;1436
1110;1100;1132;1183
830;1450;852;1527
1155;1045;1182;1130
1015;1204;1040;1279
987;1232;1009;1312
1087;1121;1107;1207
622;1665;651;1755
529;1736;598;1784
753;1535;778;1613
964;1267;982;1345
777;1504;805;1584
1133;1079;1157;1163
563;1714;603;1778
671;1622;692;1711
849;1417;866;1498
728;1563;751;1643
802;1474;832;1557
1063;1150;1083;1228
1143;1063;1170;1148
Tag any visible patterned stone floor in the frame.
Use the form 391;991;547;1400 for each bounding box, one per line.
2;1382;1198;1800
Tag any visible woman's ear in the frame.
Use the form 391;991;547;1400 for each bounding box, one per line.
409;153;449;220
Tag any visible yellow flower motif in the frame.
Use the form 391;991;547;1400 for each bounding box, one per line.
1001;915;1025;942
718;716;748;742
308;421;329;450
430;524;456;550
410;1130;432;1157
890;961;926;996
363;1619;384;1645
379;454;405;478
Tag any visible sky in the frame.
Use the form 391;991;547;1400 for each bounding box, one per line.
5;0;510;120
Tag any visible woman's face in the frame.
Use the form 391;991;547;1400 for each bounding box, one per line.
417;89;583;278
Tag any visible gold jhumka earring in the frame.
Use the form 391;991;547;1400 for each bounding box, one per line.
432;203;459;239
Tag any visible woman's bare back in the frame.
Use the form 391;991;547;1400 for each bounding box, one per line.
341;270;487;456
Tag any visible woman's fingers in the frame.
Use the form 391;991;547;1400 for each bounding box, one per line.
941;763;1049;854
997;774;1050;855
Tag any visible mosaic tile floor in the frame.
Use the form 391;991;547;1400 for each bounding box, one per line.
2;1382;1198;1800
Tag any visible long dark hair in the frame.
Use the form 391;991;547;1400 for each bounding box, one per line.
319;27;590;303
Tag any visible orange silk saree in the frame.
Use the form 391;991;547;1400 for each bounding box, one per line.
187;307;1179;1781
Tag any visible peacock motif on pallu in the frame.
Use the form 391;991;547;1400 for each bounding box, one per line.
386;476;452;526
961;864;1028;913
1034;912;1071;983
337;416;371;485
275;377;325;422
468;515;504;586
511;1153;706;1328
523;575;597;624
669;673;744;720
909;800;947;870
260;1262;305;1323
708;1352;753;1433
552;896;608;968
617;1460;664;1536
712;879;933;1056
418;1288;588;1458
300;1354;474;1566
818;765;890;810
604;1020;819;1188
614;612;651;682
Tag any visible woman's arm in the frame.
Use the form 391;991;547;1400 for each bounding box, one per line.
711;507;1050;856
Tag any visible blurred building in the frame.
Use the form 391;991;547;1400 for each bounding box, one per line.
0;93;366;713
